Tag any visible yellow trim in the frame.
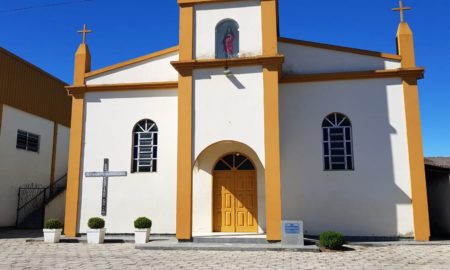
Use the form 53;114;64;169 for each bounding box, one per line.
171;55;284;73
64;93;85;237
397;23;416;68
176;5;194;241
396;22;430;241
279;37;402;61
261;0;282;241
50;122;58;191
73;44;91;86
403;79;430;241
65;43;90;237
85;46;179;78
262;0;278;55
280;68;424;84
178;0;272;6
67;81;178;94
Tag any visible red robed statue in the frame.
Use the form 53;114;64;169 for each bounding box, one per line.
223;27;235;58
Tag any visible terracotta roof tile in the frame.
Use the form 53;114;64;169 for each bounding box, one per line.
425;157;450;170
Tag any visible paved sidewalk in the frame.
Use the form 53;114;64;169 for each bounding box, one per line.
1;230;450;269
0;236;450;269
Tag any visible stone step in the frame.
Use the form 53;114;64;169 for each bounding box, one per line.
193;236;268;244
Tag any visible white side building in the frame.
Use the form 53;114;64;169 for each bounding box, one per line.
0;48;71;227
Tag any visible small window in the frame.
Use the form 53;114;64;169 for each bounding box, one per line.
322;113;354;171
16;130;40;153
132;119;158;173
215;19;240;59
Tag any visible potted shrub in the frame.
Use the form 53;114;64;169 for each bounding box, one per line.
87;217;106;244
43;219;63;243
319;231;346;251
134;217;152;244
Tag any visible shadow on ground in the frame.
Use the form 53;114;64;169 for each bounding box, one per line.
0;228;42;239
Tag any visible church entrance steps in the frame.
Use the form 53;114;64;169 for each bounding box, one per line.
193;233;267;244
135;236;319;252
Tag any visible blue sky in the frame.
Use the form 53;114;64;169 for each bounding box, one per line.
1;0;449;156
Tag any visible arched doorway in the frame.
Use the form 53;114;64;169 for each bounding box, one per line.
213;153;258;232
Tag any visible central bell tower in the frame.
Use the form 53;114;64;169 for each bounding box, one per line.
173;0;284;242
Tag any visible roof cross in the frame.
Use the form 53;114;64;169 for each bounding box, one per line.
77;24;93;44
392;0;412;22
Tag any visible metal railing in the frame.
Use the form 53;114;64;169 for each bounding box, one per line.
16;174;67;229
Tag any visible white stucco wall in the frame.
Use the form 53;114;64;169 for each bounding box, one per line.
45;190;66;223
193;141;266;234
278;41;401;74
0;105;54;226
79;90;178;234
86;52;179;85
279;78;414;237
194;0;262;59
54;124;70;180
193;66;265;164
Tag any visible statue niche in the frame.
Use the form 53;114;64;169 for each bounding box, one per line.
215;19;240;59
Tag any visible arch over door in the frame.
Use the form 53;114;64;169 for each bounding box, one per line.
213;153;258;232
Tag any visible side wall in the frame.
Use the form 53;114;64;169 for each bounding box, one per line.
0;105;54;226
278;41;401;74
55;125;70;180
79;90;178;233
279;78;414;237
45;190;66;223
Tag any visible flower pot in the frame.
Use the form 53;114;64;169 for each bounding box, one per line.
43;229;62;243
135;228;151;244
87;228;106;244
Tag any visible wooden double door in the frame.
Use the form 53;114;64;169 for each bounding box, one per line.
213;153;258;233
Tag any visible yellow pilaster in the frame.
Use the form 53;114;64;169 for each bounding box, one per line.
176;4;194;241
64;43;90;237
397;22;430;241
262;0;282;241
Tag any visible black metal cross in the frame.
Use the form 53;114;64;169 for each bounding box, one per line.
85;159;127;216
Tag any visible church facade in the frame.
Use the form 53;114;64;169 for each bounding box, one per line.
64;0;430;241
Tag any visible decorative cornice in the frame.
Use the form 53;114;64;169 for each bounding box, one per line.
279;37;402;61
178;0;275;7
84;46;179;79
171;55;285;75
66;81;178;95
280;68;424;84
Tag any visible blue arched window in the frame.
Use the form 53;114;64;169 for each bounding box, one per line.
322;113;354;171
132;119;158;173
215;19;239;59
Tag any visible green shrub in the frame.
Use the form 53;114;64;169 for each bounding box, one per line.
88;217;105;229
319;231;345;250
134;217;152;229
44;219;63;229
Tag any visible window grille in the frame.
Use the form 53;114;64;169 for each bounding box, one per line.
322;113;354;171
16;130;40;153
132;119;158;173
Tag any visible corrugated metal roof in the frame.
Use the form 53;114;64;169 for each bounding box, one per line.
0;47;71;127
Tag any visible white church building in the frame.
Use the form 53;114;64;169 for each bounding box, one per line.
64;0;430;241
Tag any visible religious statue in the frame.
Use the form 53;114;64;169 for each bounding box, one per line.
223;27;235;58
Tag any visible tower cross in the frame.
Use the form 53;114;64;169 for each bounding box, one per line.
77;24;93;44
392;0;412;22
